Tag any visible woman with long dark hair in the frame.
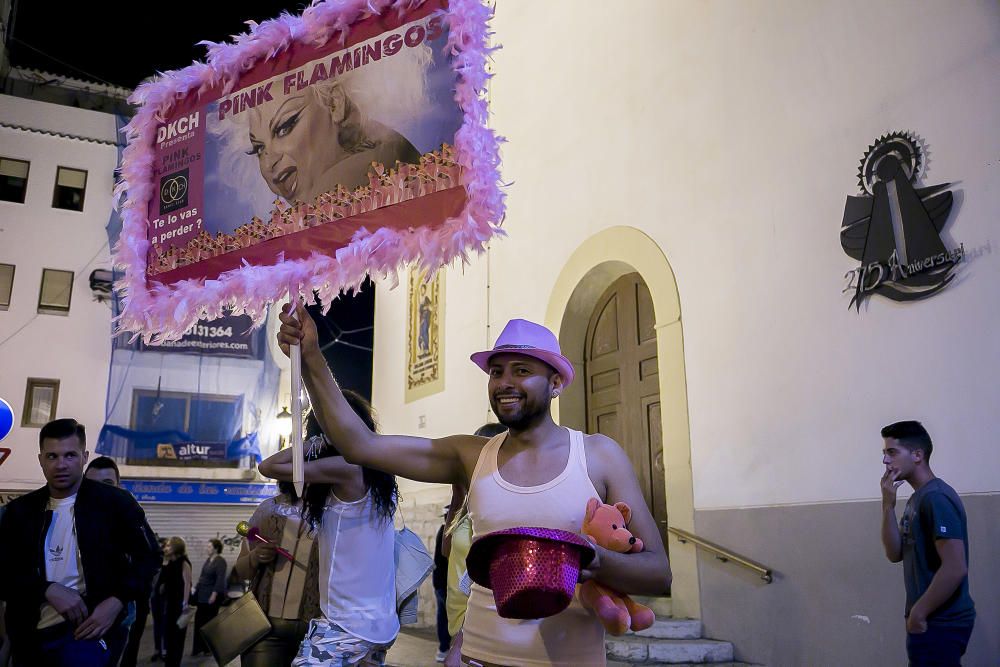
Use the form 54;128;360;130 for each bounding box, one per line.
258;390;399;666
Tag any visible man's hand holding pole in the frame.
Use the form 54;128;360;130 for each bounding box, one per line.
277;303;324;371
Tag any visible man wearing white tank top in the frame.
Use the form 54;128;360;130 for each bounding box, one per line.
278;308;671;667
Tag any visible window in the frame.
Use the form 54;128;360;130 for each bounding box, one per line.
38;268;74;314
0;264;13;310
23;378;60;427
0;157;29;203
52;166;87;211
129;390;244;467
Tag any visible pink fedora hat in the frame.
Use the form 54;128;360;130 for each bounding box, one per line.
470;319;575;387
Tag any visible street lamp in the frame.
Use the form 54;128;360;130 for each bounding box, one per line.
276;406;293;448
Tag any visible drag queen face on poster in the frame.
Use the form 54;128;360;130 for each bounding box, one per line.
204;27;462;237
246;78;421;202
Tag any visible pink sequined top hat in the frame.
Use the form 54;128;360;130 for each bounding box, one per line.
466;527;595;619
469;319;576;388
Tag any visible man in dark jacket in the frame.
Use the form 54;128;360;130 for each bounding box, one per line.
191;538;227;656
0;418;160;666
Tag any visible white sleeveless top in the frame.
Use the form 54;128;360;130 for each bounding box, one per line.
317;490;399;644
462;428;606;667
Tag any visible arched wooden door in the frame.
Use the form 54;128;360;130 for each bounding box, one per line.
585;272;667;551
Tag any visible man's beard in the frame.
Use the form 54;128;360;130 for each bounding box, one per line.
492;393;551;431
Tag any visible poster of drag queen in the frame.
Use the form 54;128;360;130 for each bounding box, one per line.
144;2;464;283
115;0;501;342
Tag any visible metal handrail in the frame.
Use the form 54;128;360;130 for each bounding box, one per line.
668;526;773;583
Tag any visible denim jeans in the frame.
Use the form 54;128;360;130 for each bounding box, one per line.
907;623;974;667
435;587;451;653
30;621;127;667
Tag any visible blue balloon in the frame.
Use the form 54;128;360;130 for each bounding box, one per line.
0;398;13;443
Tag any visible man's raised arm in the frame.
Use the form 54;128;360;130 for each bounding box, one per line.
277;303;471;485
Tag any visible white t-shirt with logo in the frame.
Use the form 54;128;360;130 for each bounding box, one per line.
37;494;87;629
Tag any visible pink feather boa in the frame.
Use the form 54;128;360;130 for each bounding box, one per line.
114;0;503;343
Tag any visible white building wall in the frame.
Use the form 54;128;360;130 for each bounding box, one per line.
372;0;1000;509
0;94;265;489
367;2;1000;649
371;261;497;626
0;95;117;490
373;259;493;503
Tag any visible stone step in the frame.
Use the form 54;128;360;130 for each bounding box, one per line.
630;617;702;640
632;595;673;617
610;663;756;667
606;636;734;664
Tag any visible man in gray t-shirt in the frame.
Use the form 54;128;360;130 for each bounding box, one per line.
880;420;975;666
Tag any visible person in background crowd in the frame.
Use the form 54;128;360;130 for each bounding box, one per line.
432;519;450;662
160;537;192;667
149;536;169;662
443;422;508;667
120;532;161;667
233;441;327;667
0;418;160;667
0;503;7;667
83;456;120;487
191;539;227;657
82;455;151;667
0;604;7;667
258;392;402;667
880;420;976;666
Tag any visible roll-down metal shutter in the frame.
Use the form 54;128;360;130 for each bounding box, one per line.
140;503;254;582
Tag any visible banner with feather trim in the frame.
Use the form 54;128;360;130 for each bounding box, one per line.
115;0;502;342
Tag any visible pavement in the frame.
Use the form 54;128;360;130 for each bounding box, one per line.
132;615;444;666
386;628;447;667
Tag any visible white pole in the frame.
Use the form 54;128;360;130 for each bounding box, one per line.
289;286;304;497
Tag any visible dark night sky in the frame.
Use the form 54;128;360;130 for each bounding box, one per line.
7;1;310;89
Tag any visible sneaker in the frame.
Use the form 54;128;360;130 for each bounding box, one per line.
435;650;448;662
